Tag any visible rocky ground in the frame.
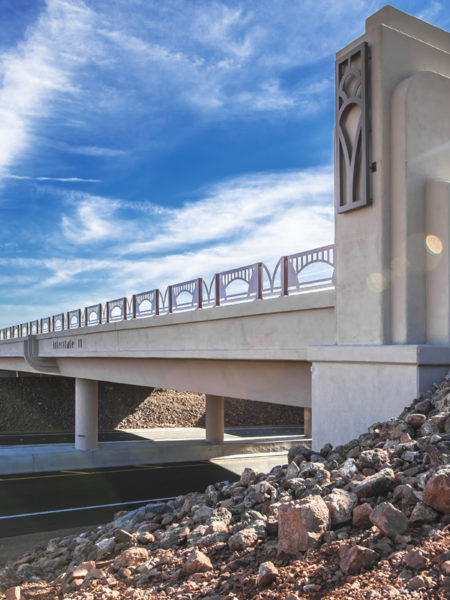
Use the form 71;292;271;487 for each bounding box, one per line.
1;376;449;599
0;378;303;432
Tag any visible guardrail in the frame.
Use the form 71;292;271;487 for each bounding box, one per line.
0;244;334;340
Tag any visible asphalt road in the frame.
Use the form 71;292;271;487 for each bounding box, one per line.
0;461;240;538
0;427;304;446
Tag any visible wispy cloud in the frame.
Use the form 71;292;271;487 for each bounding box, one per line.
5;174;100;183
57;167;334;254
0;0;95;179
0;166;334;325
61;195;124;243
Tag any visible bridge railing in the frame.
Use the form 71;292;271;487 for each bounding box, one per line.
0;243;334;340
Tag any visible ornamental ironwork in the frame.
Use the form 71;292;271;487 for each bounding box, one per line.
0;244;335;339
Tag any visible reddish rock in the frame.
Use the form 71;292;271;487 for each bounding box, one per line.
228;528;258;551
369;502;407;538
112;547;148;570
183;549;213;574
257;561;278;587
357;449;390;471
339;545;379;574
324;489;357;525
137;531;155;544
405;413;427;428
5;587;21;600
240;467;258;486
422;468;450;513
114;528;134;544
407;575;426;590
404;549;428;570
277;496;330;555
352;503;373;529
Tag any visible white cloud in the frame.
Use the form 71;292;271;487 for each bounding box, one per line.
5;174;100;183
0;0;95;178
61;194;124;243
57;167;334;254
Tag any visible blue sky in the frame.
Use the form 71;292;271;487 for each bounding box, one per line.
0;0;449;328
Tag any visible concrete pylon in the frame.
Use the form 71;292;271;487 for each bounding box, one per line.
311;6;450;449
205;394;224;443
304;408;312;439
75;378;98;450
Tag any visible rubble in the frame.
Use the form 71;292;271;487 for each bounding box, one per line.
1;374;450;599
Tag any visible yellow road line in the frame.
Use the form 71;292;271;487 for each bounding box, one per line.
0;461;209;482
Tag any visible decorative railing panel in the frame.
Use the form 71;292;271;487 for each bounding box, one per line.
85;303;102;326
107;297;127;323
169;278;205;312
132;289;160;318
52;313;65;332
41;317;50;334
214;263;266;306
286;245;335;291
68;309;81;329
1;244;334;339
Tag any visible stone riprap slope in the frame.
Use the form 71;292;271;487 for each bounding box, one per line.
1;376;449;600
0;378;303;433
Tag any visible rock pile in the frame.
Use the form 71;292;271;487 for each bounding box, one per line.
1;374;449;599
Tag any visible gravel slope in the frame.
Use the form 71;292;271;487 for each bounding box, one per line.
0;377;304;432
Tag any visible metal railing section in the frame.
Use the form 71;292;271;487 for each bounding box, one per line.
0;244;334;340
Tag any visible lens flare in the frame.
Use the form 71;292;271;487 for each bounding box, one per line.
425;234;443;255
366;272;387;293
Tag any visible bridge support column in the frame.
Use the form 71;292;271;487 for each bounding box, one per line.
304;408;312;439
205;394;224;443
75;378;98;451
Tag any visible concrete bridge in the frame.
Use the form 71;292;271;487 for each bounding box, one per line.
1;6;450;453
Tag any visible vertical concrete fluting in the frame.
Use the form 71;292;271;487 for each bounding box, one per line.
75;378;98;450
205;394;224;443
304;407;312;438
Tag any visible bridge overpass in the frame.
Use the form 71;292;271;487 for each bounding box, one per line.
1;6;450;453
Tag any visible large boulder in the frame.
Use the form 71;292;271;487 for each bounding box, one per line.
422;467;450;513
277;496;330;555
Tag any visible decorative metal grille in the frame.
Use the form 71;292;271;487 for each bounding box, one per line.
170;278;204;312
1;244;335;339
85;304;102;326
133;290;159;318
52;313;64;331
107;298;127;322
214;263;266;306
68;309;81;329
336;42;370;213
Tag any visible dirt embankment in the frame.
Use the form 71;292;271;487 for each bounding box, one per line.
0;376;304;433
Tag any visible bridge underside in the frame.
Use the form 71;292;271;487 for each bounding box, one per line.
0;357;311;408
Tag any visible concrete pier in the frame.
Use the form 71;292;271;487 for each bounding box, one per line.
75;378;98;451
205;394;224;443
